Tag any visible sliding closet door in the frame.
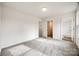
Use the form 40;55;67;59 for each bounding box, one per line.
47;21;53;38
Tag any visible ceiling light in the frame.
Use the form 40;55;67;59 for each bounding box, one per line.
42;7;47;12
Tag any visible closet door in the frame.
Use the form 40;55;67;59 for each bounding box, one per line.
47;21;53;38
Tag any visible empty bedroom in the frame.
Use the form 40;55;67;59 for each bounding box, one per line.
0;2;79;56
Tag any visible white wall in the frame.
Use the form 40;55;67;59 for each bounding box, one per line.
0;3;2;53
41;20;47;38
76;6;79;48
1;5;41;49
52;17;61;40
61;14;75;40
41;12;74;40
41;17;61;39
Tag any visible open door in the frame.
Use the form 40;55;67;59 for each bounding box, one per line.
47;20;53;38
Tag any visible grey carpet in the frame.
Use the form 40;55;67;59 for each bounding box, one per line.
23;38;79;56
1;38;79;56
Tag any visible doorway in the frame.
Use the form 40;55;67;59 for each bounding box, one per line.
47;20;53;38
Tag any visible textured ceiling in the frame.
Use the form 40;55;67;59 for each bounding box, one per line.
3;2;78;18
